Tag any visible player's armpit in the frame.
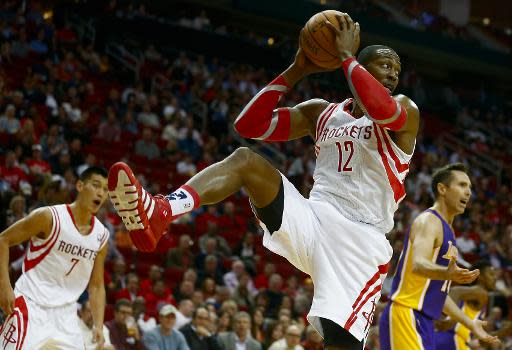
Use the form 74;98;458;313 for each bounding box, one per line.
288;98;330;140
0;207;53;246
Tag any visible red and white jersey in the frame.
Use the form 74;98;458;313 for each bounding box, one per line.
310;99;414;233
15;204;109;307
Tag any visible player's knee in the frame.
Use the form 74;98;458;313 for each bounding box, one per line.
230;147;257;170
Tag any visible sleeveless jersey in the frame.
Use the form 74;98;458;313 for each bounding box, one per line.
15;204;109;306
453;301;483;344
389;209;459;319
310;99;413;233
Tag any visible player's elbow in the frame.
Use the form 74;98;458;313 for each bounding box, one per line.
412;260;425;275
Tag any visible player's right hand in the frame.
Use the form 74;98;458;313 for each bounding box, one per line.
446;258;479;284
324;13;360;59
293;34;334;75
0;283;15;315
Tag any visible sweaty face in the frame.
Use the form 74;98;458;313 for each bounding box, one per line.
364;49;401;95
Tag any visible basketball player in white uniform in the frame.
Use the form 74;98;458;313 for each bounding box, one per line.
107;13;419;350
0;167;110;349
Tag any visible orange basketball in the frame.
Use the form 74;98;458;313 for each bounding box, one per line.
300;10;344;69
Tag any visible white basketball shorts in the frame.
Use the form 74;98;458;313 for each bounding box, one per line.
0;293;84;349
258;173;393;342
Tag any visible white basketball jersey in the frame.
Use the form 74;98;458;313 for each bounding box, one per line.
15;204;109;306
310;99;413;233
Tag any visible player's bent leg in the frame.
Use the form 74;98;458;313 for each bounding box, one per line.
321;318;364;350
109;147;281;251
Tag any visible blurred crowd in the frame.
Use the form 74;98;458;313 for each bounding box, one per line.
0;1;511;349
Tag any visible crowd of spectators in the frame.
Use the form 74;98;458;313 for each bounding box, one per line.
0;1;512;349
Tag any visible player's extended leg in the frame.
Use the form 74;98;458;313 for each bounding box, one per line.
108;147;281;251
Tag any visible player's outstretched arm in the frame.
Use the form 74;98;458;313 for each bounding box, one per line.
410;212;479;283
233;45;332;142
89;241;108;348
443;296;500;345
449;285;488;310
0;207;52;315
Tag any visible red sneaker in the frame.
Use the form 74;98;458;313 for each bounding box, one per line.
108;162;173;252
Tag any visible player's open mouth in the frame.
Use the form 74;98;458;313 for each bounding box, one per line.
383;84;393;94
93;199;101;206
459;199;468;206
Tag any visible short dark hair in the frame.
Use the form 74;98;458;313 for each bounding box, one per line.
431;163;469;198
357;45;399;66
115;298;132;311
472;260;492;273
79;166;108;182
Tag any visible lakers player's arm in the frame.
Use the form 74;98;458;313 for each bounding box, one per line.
0;207;52;314
410;212;478;283
88;242;108;343
444;296;500;344
449;285;488;310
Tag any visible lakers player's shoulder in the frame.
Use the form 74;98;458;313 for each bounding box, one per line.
410;211;443;242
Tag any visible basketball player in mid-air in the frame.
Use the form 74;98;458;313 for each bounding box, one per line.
0;167;110;349
111;13;415;349
379;163;499;349
435;260;512;350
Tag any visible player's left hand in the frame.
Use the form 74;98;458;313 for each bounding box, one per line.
472;320;500;345
92;326;105;350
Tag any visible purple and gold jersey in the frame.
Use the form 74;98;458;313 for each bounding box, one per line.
389;209;459;319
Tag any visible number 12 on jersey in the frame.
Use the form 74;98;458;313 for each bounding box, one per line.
336;141;354;172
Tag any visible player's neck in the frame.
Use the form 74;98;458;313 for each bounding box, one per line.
431;202;455;226
68;201;93;225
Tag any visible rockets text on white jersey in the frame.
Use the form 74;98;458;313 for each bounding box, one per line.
15;204;109;306
310;99;414;233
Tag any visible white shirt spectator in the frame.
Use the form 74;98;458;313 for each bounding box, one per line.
268;338;304;350
78;318;114;350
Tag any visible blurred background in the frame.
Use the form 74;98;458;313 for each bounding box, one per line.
0;0;511;349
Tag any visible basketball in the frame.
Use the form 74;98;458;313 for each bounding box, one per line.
300;10;344;69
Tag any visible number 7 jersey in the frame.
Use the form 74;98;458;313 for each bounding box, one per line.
310;99;414;233
15;204;109;307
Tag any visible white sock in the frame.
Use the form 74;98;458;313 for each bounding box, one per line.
165;185;200;217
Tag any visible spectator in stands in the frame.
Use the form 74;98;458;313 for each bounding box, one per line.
234;231;257;274
180;307;221;350
224;260;257;295
166;234;194;268
175;299;194;329
264;274;284;318
232;273;255;309
174;280;195;303
78;300;115;350
301;325;323;350
135;127;160;160
198;254;224;286
5;195;27;227
268;324;304;350
218;311;261;350
254;263;276;290
140;265;166;295
265;323;284;349
77;153;97;176
11;28;30;58
30;29;49;54
106;299;144;350
133;296;157;334
145;279;177;317
26;144;51;176
116;272;141;301
217;201;247;237
0;104;20;134
1;150;28;192
138;101;160;129
199;223;232;257
106;258;127;292
123;110;139;135
143;304;190;350
98;106;122;142
251;308;265;344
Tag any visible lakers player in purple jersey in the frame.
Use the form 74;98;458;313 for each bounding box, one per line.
109;13;419;350
435;260;512;350
379;163;499;349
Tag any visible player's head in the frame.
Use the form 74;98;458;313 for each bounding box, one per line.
357;45;401;95
473;260;497;291
431;163;471;215
76;166;108;214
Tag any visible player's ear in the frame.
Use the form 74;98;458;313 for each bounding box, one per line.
76;179;85;193
437;182;447;197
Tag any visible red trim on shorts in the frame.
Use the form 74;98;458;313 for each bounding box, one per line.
315;103;337;141
374;125;405;202
15;296;28;350
29;207;58;253
180;185;201;209
24;209;61;273
381;130;409;173
66;205;95;235
344;262;389;331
